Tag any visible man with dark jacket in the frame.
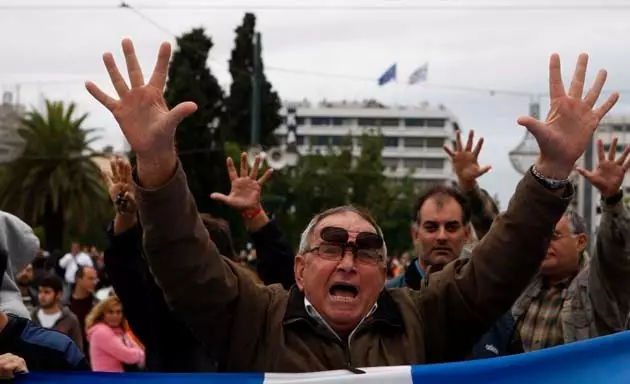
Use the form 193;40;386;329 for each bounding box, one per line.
0;249;89;378
87;40;617;371
102;155;294;372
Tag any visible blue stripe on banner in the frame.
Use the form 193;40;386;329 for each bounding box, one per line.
411;331;630;384
13;331;630;383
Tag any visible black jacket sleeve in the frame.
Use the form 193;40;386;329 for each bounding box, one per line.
250;219;295;289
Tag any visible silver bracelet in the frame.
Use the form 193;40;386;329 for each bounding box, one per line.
531;165;569;189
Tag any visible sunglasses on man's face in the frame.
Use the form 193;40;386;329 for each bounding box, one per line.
307;226;384;265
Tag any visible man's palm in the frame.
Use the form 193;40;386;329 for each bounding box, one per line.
223;179;263;211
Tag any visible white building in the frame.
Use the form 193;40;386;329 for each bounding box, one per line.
0;92;26;163
273;100;459;190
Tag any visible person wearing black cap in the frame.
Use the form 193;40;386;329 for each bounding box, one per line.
0;249;90;379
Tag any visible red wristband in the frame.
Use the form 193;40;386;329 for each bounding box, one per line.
242;207;263;220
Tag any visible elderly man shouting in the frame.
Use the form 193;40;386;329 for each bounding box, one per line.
86;39;618;372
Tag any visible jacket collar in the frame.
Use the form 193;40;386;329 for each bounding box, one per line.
283;286;405;336
404;260;425;290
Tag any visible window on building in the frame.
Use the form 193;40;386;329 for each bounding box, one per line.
311;117;331;126
312;136;329;145
426;118;446;127
403;137;425;147
424;158;445;169
425;138;444;148
380;118;400;127
330;136;343;145
358;118;378;126
403;158;425;169
383;137;399;147
296;135;305;145
404;118;426;127
383;158;399;171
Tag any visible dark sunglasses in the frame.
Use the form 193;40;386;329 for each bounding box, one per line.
307;226;384;265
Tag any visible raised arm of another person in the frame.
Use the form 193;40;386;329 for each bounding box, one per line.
211;153;296;289
444;130;497;239
576;138;630;334
415;53;619;362
86;39;272;364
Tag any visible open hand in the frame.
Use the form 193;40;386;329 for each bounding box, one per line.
210;152;273;212
517;53;619;179
102;157;137;216
86;39;197;157
0;353;27;380
444;130;491;190
577;137;630;198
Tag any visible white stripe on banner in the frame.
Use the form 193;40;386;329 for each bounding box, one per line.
265;366;412;383
17;331;630;383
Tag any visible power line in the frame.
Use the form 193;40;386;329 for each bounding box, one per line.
3;3;630;11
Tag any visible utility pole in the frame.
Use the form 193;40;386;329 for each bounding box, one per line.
250;32;261;147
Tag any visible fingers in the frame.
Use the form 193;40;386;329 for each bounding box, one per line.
148;42;171;91
608;137;618;161
472;136;484;157
249;155;262;179
103;53;130;97
568;53;588;100
464;130;474;152
443;145;456;158
226;157;238;181
548;53;566;100
240;152;248;177
516;115;545;138
618;144;630;169
121;38;145;89
85;81;118;112
583;69;607;108
478;165;492;176
575;166;594;180
597;139;606;162
594;92;620;121
121;158;133;183
209;192;229;204
164;101;198;129
100;169;113;189
258;168;273;185
455;130;463;152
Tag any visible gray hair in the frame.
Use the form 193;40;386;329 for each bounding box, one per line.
565;210;587;235
297;205;388;261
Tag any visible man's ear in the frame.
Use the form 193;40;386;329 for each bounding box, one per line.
576;233;589;254
294;254;307;291
463;224;472;241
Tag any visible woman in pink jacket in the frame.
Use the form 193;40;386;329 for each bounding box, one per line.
86;295;145;372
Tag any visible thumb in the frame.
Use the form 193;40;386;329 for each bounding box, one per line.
165;101;198;129
210;192;229;204
516;116;545;138
575;166;593;180
478;165;492;176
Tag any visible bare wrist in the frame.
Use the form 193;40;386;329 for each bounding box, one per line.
136;150;178;189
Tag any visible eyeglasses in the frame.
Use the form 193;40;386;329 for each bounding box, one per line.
551;232;573;241
306;226;384;265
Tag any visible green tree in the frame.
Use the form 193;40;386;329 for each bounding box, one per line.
224;12;282;147
164;28;231;216
0;100;109;251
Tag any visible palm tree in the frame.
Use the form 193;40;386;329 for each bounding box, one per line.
0;100;109;252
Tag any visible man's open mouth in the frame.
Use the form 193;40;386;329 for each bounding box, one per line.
328;283;359;302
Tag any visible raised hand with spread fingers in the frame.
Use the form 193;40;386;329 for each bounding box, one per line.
517;53;619;180
444;130;491;191
210;152;273;213
577;137;630;198
86;39;197;187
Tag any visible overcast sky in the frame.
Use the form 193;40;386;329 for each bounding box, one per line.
2;0;630;206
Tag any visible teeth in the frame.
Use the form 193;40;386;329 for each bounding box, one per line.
330;294;357;303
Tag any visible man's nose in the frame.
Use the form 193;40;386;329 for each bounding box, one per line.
337;248;357;271
436;226;448;240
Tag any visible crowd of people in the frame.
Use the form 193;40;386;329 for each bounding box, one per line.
0;39;628;379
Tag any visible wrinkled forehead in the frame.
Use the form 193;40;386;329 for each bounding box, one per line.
555;215;571;233
313;212;377;241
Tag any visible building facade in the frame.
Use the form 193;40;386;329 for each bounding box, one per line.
273;100;459;190
0;91;26;163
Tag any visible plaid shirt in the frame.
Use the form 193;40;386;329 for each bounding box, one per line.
517;279;570;352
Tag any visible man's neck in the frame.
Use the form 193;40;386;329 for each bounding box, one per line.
41;305;62;315
72;287;91;300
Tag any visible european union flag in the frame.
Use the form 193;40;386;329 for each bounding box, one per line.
378;63;397;86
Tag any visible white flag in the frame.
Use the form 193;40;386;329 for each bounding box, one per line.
408;63;428;85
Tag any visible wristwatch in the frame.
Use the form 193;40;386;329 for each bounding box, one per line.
530;165;569;190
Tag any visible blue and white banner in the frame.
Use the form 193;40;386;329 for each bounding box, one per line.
16;331;630;383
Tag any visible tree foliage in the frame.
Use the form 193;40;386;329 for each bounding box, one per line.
0;100;109;251
224;12;282;147
164;28;231;216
